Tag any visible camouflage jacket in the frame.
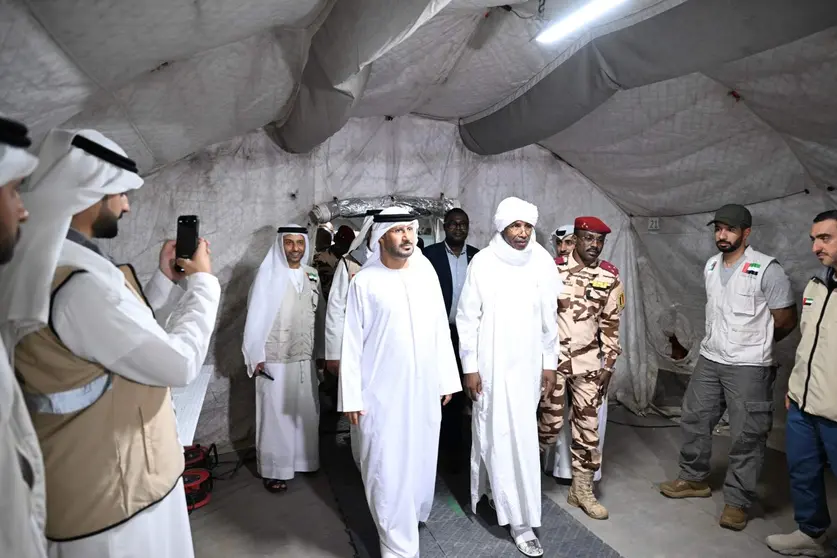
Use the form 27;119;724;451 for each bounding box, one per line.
312;249;339;300
556;252;625;375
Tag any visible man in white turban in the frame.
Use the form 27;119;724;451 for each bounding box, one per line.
0;128;221;558
242;224;322;493
339;206;461;558
0;115;47;558
324;208;381;467
456;197;562;557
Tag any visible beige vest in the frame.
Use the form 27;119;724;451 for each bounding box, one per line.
15;265;184;541
265;266;319;363
343;254;362;280
789;276;837;421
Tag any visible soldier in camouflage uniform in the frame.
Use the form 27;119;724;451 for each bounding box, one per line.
538;216;625;520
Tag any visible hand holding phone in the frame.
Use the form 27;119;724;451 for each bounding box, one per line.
175;215;200;273
175;238;212;276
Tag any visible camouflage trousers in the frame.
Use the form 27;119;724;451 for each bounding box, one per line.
538;367;606;473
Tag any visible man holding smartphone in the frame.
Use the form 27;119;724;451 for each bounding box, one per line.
0;128;221;558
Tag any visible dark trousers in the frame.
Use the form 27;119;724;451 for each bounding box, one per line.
439;324;465;456
786;400;837;538
678;356;775;508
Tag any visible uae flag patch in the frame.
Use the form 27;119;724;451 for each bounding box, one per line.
742;262;761;276
803;297;815;307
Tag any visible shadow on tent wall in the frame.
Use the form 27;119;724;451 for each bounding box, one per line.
209;225;277;457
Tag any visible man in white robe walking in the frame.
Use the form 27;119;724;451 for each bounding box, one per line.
339;207;461;558
0;128;221;558
0;115;47;558
242;225;322;492
324;208;381;468
456;197;562;557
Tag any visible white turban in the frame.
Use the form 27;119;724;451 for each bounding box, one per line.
0;115;39;187
493;196;539;233
0;128;144;345
242;224;310;375
365;206;419;267
553;223;575;240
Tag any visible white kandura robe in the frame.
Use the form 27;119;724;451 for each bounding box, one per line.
48;239;221;558
324;246;369;470
255;268;321;480
339;256;461;558
1;339;47;558
456;244;560;529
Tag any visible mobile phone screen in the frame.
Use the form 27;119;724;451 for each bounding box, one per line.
175;215;199;272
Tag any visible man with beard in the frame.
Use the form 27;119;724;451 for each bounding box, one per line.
539;218;621;504
339;207;461;558
661;204;796;531
423;208;479;472
243;225;322;493
0;128;220;558
0;116;47;558
457;197;561;557
552;223;576;259
766;210;837;557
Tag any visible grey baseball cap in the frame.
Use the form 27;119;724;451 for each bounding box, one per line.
708;204;752;229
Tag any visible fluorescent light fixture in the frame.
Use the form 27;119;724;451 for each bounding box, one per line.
535;0;629;44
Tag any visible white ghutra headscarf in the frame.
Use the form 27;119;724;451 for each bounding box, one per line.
363;206;419;268
0;128;143;347
553;223;575;240
0;115;39;187
241;224;310;376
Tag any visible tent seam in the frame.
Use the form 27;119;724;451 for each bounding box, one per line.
702;71;821;191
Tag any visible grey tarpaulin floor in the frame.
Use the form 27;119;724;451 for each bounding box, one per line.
189;402;837;557
318;410;623;558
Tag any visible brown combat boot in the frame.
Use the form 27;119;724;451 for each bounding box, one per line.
719;505;748;531
568;471;608;520
659;478;711;499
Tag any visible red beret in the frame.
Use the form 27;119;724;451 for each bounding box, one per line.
574;216;611;234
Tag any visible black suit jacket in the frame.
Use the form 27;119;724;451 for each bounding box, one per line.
424;242;479;319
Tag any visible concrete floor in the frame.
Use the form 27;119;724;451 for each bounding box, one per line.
189;414;836;558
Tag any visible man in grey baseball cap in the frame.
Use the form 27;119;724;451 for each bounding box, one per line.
661;202;797;531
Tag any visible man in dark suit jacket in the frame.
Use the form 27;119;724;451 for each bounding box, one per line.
424;208;479;472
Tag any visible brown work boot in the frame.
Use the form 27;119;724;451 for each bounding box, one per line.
719;505;748;531
659;478;712;499
568;471;608;520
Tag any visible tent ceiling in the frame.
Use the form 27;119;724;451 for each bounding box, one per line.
1;0;836;212
542;27;837;215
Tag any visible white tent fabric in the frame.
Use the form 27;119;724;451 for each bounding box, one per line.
2;0;836;448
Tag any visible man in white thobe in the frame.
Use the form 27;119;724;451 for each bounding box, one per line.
324;208;381;467
0;128;221;558
339;207;461;558
243;225;322;491
457;197;562;557
0;115;47;558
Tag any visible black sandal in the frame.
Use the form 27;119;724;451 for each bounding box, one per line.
263;478;287;493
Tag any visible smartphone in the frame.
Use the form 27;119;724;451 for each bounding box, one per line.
175;215;200;273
